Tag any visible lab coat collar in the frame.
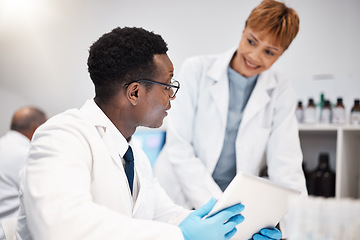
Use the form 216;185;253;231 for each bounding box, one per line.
240;70;277;129
207;48;237;82
80;99;129;158
206;48;237;127
5;130;31;144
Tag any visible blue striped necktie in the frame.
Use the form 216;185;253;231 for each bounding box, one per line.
123;146;134;194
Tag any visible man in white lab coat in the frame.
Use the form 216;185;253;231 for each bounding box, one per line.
0;106;46;239
154;0;308;237
14;27;283;240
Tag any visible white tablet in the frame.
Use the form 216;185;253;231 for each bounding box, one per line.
207;172;301;240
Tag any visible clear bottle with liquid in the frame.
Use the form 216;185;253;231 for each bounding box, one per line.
303;98;316;123
350;99;360;124
332;97;346;124
295;101;304;123
320;100;332;124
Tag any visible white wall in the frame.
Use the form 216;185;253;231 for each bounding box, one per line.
1;0;359;135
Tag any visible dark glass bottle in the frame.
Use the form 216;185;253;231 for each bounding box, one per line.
259;165;268;179
304;98;316;123
295;101;303;123
302;162;310;190
320;100;332;123
332;97;346;124
350;99;360;124
307;153;336;197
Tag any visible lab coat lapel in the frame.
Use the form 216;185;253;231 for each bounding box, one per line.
102;132;134;209
209;78;228;127
80;100;125;172
207;49;235;127
240;71;276;129
102;131;125;171
132;167;143;216
80;99;133;211
132;152;153;218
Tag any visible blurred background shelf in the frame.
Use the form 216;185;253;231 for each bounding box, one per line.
299;124;360;199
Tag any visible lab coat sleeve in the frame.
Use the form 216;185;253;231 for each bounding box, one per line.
131;144;191;224
22;122;185;240
165;57;223;208
152;178;190;224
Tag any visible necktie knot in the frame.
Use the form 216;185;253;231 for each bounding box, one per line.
123;146;134;163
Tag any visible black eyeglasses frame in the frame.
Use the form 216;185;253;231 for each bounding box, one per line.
124;79;180;98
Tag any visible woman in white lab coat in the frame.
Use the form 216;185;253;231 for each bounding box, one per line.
154;0;308;225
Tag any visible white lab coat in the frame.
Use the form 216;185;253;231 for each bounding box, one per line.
154;48;307;210
0;131;30;239
16;100;188;240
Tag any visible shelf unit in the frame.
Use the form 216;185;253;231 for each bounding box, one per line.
298;124;360;199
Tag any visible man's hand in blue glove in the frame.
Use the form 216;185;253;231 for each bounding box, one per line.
252;227;282;240
179;198;245;240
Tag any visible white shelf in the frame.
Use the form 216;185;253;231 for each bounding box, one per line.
298;124;360;199
299;123;360;131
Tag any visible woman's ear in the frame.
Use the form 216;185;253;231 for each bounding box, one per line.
126;83;140;106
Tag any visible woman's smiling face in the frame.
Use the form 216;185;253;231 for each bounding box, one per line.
231;27;285;78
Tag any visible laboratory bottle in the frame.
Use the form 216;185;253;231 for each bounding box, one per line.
307;153;336;197
332;97;346;124
303;98;316;123
350;99;360;124
259;165;268;179
295;101;303;123
302;162;310;190
319;92;325;109
319;100;332;124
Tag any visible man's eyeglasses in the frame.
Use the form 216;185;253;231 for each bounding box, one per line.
124;79;180;98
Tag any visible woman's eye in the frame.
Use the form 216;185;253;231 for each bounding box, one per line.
248;39;255;45
265;50;274;56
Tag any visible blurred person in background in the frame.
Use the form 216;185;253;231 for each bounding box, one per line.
0;106;47;239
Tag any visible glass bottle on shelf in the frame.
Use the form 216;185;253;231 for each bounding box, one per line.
320;100;332;124
303;98;316;123
307;153;336;197
319;92;325;109
295;101;303;123
259;165;269;179
302;161;310;190
332;97;346;124
350;99;360;124
317;92;324;121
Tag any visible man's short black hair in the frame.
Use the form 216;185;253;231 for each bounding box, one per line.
87;27;168;103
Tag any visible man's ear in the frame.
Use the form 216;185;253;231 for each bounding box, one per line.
126;83;141;105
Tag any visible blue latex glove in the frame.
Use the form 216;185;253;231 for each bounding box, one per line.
251;227;282;240
179;198;245;240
